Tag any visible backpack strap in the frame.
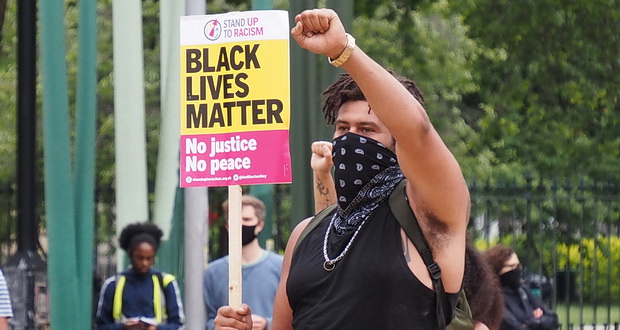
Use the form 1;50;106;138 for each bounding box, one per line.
152;273;165;323
293;204;337;254
154;272;175;322
112;274;126;322
389;179;448;329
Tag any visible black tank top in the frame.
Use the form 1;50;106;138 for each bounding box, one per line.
287;202;456;329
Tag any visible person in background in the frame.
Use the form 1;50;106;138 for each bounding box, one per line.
483;244;559;330
215;8;470;329
0;269;13;330
311;140;503;330
204;195;283;330
95;222;185;330
464;243;504;330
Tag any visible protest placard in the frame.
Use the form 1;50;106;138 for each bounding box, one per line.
180;9;290;309
180;10;291;188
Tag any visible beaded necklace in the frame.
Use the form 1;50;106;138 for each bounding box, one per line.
322;213;367;271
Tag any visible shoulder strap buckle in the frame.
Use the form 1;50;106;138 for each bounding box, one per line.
427;262;442;280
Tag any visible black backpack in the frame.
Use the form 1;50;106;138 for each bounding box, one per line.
294;179;474;330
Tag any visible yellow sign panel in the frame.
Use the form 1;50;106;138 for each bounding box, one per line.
180;40;290;135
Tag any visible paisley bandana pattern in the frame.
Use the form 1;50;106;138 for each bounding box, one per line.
331;132;404;235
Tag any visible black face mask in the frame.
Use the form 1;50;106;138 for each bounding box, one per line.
241;225;258;245
500;268;522;288
332;132;399;212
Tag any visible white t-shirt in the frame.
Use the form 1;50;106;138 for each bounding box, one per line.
0;270;13;318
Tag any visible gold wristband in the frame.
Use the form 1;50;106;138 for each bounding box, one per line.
328;33;356;67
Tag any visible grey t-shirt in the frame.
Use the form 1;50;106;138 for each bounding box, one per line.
203;250;283;329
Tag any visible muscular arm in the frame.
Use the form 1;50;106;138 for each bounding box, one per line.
339;31;469;236
346;47;469;292
292;9;469;293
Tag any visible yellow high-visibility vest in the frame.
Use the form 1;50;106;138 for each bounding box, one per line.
112;273;176;323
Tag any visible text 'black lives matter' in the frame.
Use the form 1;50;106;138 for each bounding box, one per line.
184;44;284;129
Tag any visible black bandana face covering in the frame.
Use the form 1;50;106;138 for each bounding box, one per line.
331;132;404;235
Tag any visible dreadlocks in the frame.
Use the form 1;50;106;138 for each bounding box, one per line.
321;70;425;125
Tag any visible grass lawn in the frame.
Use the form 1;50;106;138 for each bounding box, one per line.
554;303;620;327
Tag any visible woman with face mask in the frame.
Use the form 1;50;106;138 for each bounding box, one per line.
203;195;283;330
483;244;560;330
95;222;185;330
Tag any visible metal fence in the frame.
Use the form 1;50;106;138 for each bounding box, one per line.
467;178;620;329
1;179;619;329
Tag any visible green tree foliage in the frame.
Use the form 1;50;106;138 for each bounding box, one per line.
207;0;250;13
351;1;505;181
354;0;424;17
452;0;620;183
0;0;17;183
353;0;620;184
1;0;618;247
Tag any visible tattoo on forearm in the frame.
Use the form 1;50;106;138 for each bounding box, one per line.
316;178;330;199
